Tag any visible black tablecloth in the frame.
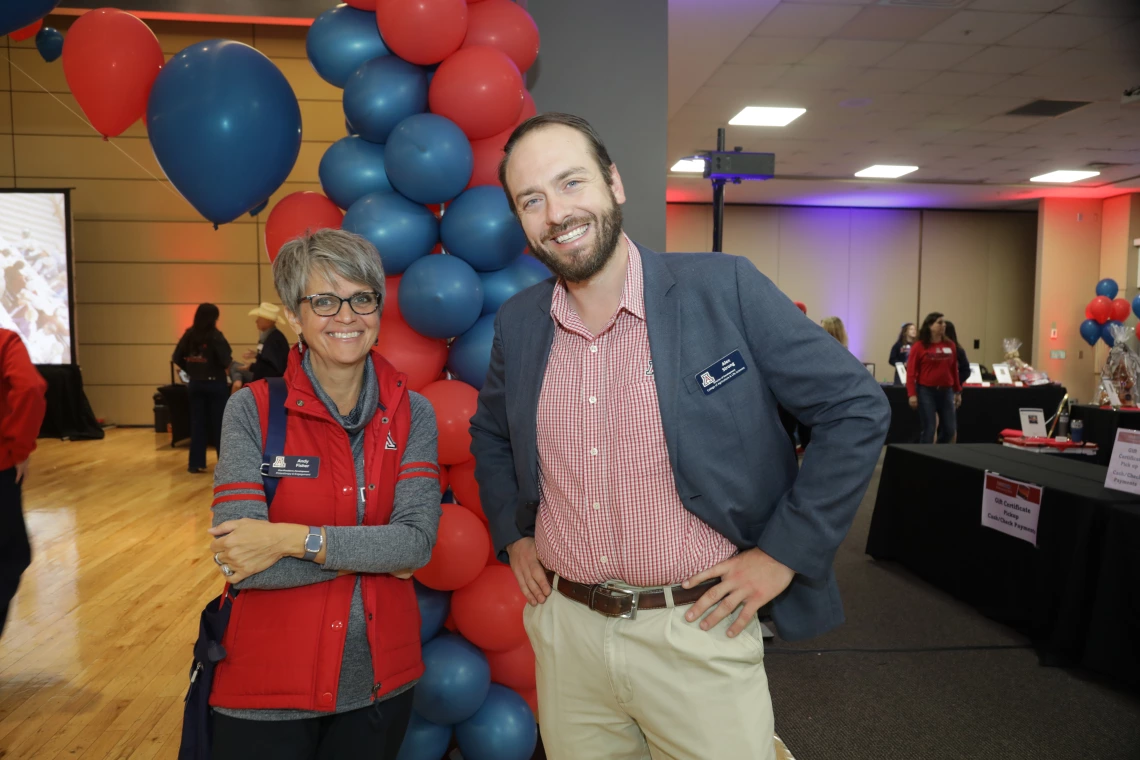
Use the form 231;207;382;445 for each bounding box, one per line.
1070;404;1140;466
37;364;104;440
866;444;1140;691
157;384;191;446
882;384;1067;444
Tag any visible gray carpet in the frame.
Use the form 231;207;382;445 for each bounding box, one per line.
765;455;1140;760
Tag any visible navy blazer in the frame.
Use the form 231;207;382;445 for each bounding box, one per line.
468;243;890;641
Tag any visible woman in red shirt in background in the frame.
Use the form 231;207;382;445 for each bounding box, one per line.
906;312;962;444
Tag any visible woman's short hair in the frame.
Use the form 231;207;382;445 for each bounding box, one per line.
273;229;386;317
821;316;848;347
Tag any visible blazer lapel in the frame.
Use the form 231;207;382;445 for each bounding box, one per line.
639;244;682;478
518;287;556;496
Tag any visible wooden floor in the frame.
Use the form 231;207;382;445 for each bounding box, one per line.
0;429;798;760
0;429;220;760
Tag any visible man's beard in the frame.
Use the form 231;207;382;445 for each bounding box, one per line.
527;190;623;284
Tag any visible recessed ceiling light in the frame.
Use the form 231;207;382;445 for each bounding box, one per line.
854;165;919;178
728;107;806;127
670;158;706;173
1030;170;1100;183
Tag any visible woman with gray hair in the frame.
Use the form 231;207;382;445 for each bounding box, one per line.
203;228;441;759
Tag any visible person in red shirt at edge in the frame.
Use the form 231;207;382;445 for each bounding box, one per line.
0;328;48;641
906;311;962;444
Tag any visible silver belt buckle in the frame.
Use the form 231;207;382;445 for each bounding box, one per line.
592;580;639;620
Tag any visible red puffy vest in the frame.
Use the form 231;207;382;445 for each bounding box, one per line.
210;346;425;711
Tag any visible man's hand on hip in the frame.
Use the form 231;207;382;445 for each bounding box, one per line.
682;548;795;638
507;537;551;606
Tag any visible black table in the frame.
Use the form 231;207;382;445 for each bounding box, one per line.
867;444;1140;692
38;364;104;440
882;384;1067;444
1071;404;1140;466
156;384;191;446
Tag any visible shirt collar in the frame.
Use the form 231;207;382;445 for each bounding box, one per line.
549;233;644;332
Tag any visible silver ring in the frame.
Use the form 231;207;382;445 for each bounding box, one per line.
221;564;235;577
213;552;224;566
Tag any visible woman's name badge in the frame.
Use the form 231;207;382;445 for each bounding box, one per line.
261;456;320;478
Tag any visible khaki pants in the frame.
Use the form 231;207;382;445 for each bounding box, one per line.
523;575;777;760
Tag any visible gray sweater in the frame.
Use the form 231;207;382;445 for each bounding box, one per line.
211;352;441;721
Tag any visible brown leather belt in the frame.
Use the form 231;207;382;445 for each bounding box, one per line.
545;569;718;620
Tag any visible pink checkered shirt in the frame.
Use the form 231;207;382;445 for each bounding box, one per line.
534;236;738;588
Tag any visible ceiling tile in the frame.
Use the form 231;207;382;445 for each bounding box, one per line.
1000;13;1119;47
1077;19;1140;49
968;0;1069;10
868;92;952;112
920;11;1044;45
775;64;866;90
728;36;822;66
974;115;1046;132
844;68;940;93
800;39;905;67
943;95;1032;115
1058;0;1140;17
983;132;1048;148
953;45;1057;74
705;63;791;90
832;5;955;40
749;4;862;37
1026;50;1124;80
877;43;987;71
980;75;1056;98
918;71;1010;95
927;130;1010;146
913;113;990;130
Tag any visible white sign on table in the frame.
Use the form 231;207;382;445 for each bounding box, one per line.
1018;408;1048;438
895;362;907;385
1104;429;1140;495
992;363;1013;384
966;363;983;384
981;471;1043;547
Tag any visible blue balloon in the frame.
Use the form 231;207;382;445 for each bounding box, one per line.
399;255;485;339
385;114;473;204
342;192;437;275
480;255;551;316
1079;319;1102;346
248;199;268;217
1132;294;1140;321
345;117;357;136
319;136;394;210
344;56;428;145
34;26;63;63
456;685;537;760
413;634;491;726
148;40;301;226
306;5;390;88
1102;320;1125;347
1096;278;1119;300
0;0;58;37
448;314;496;389
442;186;527;272
414;580;451;643
396;713;452;760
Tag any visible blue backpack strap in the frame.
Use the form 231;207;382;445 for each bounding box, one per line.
261;377;288;508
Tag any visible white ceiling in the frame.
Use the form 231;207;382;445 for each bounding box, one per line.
667;0;1140;209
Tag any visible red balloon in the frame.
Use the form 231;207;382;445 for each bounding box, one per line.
419;380;479;465
414;503;490;590
378;277;449;391
465;90;535;189
430;46;524;140
452;564;528;651
1089;295;1112;324
345;0;376;8
485;640;536;690
463;0;539;73
265;192;344;263
376;0;468;65
1111;297;1131;323
444;612;458;631
10;20;42;42
62;9;163;138
449;458;487;522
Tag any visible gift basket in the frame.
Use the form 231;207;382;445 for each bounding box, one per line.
1002;337;1050;385
1099;323;1139;407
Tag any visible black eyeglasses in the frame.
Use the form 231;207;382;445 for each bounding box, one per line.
298;291;381;317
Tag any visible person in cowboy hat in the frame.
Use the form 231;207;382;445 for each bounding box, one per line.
231;302;291;393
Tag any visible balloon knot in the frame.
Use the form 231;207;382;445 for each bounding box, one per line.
213;223;219;231
102;135;109;142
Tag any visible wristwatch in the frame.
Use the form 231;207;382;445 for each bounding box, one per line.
302;526;323;561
